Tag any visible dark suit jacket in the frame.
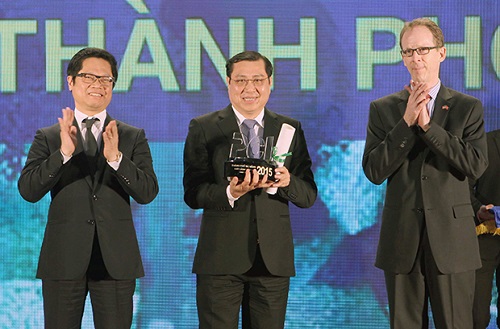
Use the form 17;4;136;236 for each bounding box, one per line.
183;105;317;277
470;129;500;220
18;115;159;280
362;85;488;274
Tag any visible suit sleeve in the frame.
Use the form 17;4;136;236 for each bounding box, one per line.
469;175;482;225
112;128;159;204
18;127;65;203
362;100;419;185
183;118;231;210
419;98;487;180
276;121;317;208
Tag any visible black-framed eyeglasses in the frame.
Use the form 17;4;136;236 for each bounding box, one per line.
229;77;269;87
400;46;439;57
76;73;115;86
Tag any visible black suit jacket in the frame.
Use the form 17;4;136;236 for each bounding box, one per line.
363;85;488;274
470;129;500;219
183;106;317;277
18;115;159;280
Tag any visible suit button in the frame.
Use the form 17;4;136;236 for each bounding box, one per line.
421;175;428;180
416;208;424;213
87;220;95;225
92;195;98;200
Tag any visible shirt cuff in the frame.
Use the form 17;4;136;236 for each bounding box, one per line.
226;185;239;208
107;152;122;171
60;150;72;164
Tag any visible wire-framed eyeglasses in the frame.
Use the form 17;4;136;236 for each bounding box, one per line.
230;77;269;87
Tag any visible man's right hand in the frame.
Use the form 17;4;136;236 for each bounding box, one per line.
229;169;272;199
477;204;495;222
58;107;78;157
403;80;431;127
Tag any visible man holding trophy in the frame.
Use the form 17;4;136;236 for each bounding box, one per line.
183;50;317;329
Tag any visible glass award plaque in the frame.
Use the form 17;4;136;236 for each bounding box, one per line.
224;132;277;181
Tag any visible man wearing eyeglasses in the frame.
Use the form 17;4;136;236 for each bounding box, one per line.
183;50;317;328
362;18;487;328
18;47;159;328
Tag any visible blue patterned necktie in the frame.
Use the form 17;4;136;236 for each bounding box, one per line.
242;119;260;158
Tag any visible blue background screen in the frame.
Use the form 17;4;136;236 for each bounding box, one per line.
1;0;500;328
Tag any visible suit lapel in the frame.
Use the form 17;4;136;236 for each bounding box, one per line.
491;130;500;159
397;86;452;127
73;118;85;155
397;90;409;119
217;105;240;145
91;115;115;189
263;108;281;143
217;106;283;161
431;85;452;128
73;118;95;188
422;85;452;162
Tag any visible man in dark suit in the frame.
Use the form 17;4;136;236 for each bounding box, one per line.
183;51;317;329
18;47;159;328
469;129;500;329
362;18;488;328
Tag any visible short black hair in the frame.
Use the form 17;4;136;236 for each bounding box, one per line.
67;47;118;87
225;51;273;78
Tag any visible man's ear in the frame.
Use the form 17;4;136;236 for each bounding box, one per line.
439;47;447;62
67;75;74;91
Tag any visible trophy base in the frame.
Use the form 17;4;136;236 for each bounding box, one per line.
224;157;276;181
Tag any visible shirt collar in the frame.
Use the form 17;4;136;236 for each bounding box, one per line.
409;79;441;100
428;79;441;100
75;108;107;130
232;107;265;128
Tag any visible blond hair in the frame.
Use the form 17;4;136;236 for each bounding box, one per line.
399;18;444;49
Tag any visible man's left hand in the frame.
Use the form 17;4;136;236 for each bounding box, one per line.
103;120;120;161
270;166;290;188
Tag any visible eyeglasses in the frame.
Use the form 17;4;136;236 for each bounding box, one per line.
400;46;439;57
230;77;269;87
76;73;115;86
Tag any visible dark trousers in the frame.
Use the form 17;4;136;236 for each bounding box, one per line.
473;234;500;329
42;233;136;329
385;229;475;329
196;248;290;329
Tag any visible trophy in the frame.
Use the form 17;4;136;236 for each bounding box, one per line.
224;132;277;182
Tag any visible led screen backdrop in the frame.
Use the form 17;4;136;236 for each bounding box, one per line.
1;0;500;328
